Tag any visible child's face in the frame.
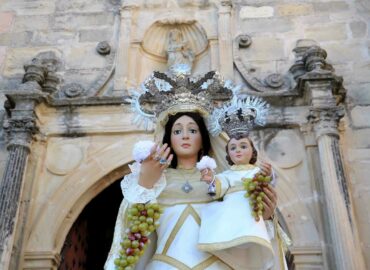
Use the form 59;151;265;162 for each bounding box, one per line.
227;137;253;165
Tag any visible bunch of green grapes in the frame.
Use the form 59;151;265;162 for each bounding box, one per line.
114;203;163;270
243;173;271;222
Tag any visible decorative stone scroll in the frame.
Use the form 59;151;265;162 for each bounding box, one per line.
233;34;295;94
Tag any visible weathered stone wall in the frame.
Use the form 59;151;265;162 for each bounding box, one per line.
233;2;370;266
0;0;369;269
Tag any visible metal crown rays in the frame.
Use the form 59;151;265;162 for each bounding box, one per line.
125;68;237;130
208;96;270;137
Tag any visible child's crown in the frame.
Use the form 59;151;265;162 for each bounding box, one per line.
208;96;269;137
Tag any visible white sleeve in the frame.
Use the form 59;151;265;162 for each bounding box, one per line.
104;199;128;270
120;162;166;203
214;171;231;198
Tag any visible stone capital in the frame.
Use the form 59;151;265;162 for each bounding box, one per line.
2;116;38;151
308;106;345;139
221;0;232;6
3;81;45;149
120;3;136;16
218;0;232;13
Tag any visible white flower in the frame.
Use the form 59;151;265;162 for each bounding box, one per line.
196;156;217;171
132;140;155;163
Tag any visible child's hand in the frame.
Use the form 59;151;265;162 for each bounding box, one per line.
262;184;277;220
200;168;214;184
258;160;272;176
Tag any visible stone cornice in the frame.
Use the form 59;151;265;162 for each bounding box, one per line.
45;96;127;107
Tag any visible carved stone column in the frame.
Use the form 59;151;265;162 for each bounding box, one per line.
217;0;233;79
209;37;219;71
114;4;134;94
0;80;44;269
300;46;366;270
308;107;366;270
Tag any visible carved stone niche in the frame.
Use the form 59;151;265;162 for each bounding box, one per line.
141;19;208;63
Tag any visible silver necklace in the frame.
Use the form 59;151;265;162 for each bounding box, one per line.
182;181;193;193
178;167;196;193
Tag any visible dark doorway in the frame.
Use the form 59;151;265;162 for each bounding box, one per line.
59;180;123;270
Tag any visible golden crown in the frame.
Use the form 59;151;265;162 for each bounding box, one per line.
126;66;235;129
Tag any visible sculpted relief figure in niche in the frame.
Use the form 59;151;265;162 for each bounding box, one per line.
166;28;195;74
141;19;208;78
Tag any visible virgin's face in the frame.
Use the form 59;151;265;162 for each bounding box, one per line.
227;137;253;165
170;115;202;159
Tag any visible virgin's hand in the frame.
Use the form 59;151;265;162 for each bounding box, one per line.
139;143;173;189
262;184;277;220
258;160;272;176
200;169;214;184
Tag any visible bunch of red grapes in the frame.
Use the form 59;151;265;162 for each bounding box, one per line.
243;173;271;222
114;203;163;270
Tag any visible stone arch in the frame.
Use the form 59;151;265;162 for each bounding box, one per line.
25;133;152;255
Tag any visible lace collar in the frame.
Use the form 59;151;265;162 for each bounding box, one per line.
230;164;257;171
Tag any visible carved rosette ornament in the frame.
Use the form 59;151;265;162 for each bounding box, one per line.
61;83;85;98
237;34;252;49
96;41;111;55
264;73;285;89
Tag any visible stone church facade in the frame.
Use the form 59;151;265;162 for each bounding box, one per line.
0;0;369;269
